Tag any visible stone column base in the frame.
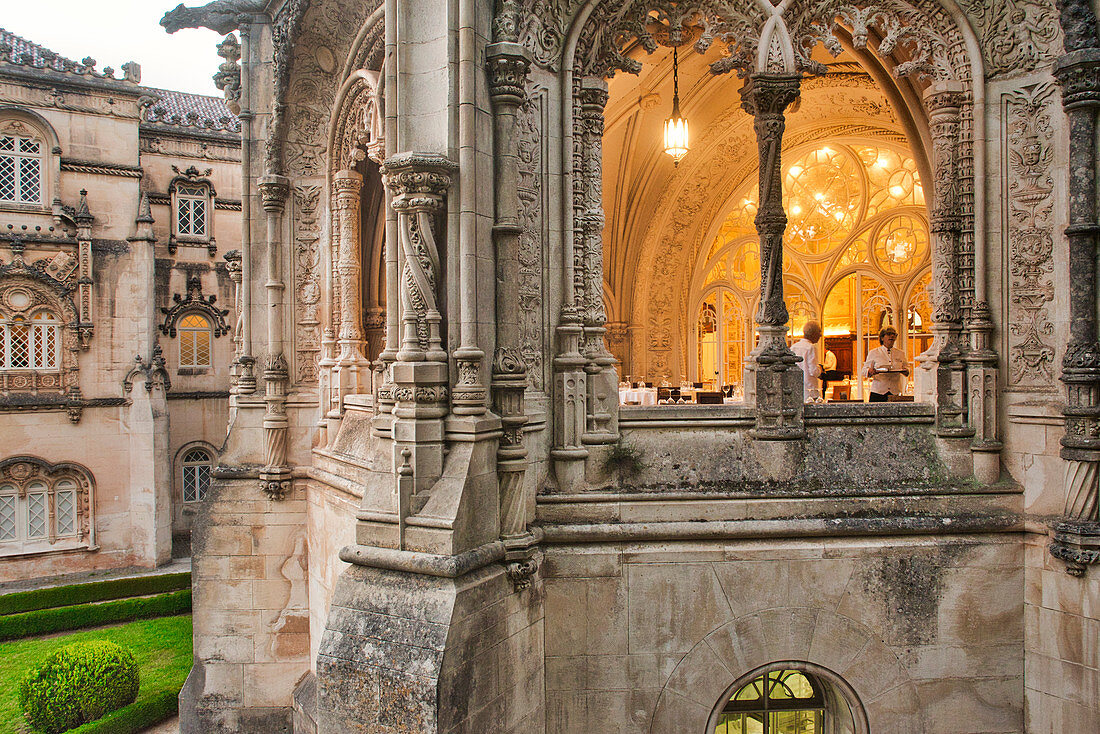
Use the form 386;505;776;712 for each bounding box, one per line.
314;561;544;733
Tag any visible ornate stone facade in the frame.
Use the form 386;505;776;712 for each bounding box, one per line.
152;1;1100;733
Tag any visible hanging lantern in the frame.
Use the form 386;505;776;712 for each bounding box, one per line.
663;45;689;165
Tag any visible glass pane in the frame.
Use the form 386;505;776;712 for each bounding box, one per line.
20;157;41;203
56;489;76;536
195;331;211;366
196;465;211;500
698;294;718;385
26;492;47;539
178;201;193;234
184;448;210;463
181;332;196;366
192;198;206;236
180;313;209;329
183;466;198;502
733;676;764;702
0;493;15;541
769;709;822;734
10;323;29;367
0;152;16;201
0;136;14;151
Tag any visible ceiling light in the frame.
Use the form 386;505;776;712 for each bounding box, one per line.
663;45;689;166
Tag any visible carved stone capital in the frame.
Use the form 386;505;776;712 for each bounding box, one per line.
333;170;364;201
382;152;456;206
258;175;290;212
487;43;531;106
1054;48;1100;108
739;74;801;118
578;78;610;113
1049;519;1100;576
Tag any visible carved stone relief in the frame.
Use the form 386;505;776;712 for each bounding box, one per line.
293;184;323;383
956;0;1062;76
517;89;546;392
1006;83;1058;389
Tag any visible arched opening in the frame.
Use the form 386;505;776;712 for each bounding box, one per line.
709;663;867;734
577;2;973;413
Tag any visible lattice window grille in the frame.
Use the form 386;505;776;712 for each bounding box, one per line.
0;491;15;542
179;313;212;368
0;134;43;204
55;482;77;537
182;449;213;502
1;313;60;370
25;487;47;539
176;184;208;237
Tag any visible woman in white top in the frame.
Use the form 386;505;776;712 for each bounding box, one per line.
862;325;908;402
791;321;823;401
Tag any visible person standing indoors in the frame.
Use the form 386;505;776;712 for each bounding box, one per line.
862;326;909;402
791;321;824;402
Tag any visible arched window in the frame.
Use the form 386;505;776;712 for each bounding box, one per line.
716;669;826;733
180;448;213;502
0;458;92;554
0;127;43;205
1;310;60;370
179;313;212;368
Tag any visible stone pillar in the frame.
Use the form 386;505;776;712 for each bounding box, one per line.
576;78;619;447
382;153;456;502
258;175;291;500
965;301;1001;482
1051;46;1100;574
739;74;804;441
916;83;971;438
488;34;538;587
331;170;371;411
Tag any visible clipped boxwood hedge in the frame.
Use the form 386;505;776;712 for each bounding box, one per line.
0;572;190;616
67;689;178;734
0;590;192;641
19;640;139;734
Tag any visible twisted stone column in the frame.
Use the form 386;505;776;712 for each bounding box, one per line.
916;84;971;438
1052;44;1100;574
382;152;455;498
577;78;618;446
332;170;370;411
739;74;804;440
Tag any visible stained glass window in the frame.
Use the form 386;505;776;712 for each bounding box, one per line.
0;133;43;205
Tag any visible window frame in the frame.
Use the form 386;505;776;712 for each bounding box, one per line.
0;111;59;214
180;447;213;503
178;312;213;369
168;174;217;252
0;131;44;206
0;309;62;371
0;458;93;556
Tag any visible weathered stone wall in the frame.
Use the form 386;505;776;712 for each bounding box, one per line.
543;534;1023;733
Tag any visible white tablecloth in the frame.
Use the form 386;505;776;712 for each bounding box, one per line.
619;388;657;406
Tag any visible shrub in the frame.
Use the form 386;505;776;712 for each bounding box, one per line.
18;640;139;734
0;573;191;616
0;589;192;641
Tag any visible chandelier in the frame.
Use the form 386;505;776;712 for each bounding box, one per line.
663;45;689;165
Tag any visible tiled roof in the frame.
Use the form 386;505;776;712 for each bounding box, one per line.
0;27;239;136
1;27;97;75
143;88;240;134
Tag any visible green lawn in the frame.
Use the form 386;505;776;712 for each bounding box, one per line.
0;615;192;734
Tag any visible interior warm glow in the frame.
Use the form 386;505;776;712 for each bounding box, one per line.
664;114;690;163
824;326;852;336
889;185;906;197
791;204;803;215
876;157;889;168
789;165;804;176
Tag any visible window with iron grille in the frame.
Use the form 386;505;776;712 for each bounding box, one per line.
0;133;43;205
0;478;80;546
181;448;213;502
176;184;209;238
0;311;60;370
179;313;212;368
